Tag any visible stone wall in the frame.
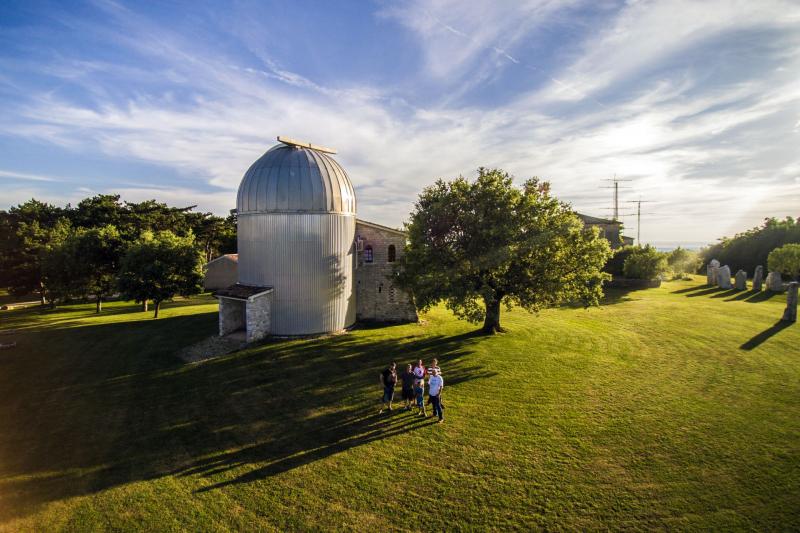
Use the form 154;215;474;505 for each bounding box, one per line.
245;292;271;343
355;220;418;323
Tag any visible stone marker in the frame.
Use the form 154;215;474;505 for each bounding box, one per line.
782;282;798;323
734;270;747;290
766;271;783;292
753;265;764;291
707;260;720;285
717;265;732;289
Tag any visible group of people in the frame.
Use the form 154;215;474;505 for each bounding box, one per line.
380;359;445;423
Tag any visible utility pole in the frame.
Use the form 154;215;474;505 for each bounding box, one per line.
601;175;632;221
625;199;653;245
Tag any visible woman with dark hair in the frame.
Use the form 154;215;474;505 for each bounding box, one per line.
400;363;416;410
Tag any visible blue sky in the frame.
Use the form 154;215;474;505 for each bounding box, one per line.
1;0;798;244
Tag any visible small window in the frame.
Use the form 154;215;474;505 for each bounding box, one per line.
389;286;396;303
364;245;373;263
387;244;396;263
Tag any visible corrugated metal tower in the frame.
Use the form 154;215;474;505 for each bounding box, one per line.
236;136;356;335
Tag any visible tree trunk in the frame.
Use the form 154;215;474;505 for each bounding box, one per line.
96;296;102;313
482;297;503;334
153;300;160;318
141;300;148;312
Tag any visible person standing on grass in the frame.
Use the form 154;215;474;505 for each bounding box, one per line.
400;363;416;410
379;362;397;414
413;359;426;382
428;368;444;423
414;376;426;417
426;358;442;408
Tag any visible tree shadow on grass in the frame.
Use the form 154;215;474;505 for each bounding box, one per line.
0;308;493;521
739;321;794;350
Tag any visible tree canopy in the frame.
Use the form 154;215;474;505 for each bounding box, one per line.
117;231;205;318
700;216;800;274
397;168;612;333
0;195;235;304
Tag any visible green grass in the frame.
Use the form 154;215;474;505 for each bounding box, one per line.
0;278;798;531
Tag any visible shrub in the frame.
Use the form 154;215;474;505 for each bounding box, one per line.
667;247;701;278
623;245;669;280
767;243;800;280
604;245;637;277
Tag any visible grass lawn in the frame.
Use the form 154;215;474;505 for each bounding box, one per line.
0;277;798;531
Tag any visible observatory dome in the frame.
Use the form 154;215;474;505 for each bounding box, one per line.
236;141;356;214
235;137;357;336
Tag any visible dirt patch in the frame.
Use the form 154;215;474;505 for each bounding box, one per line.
178;333;247;363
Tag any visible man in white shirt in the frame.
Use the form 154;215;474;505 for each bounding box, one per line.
428;369;444;423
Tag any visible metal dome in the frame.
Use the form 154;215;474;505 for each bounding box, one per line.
236;140;356;214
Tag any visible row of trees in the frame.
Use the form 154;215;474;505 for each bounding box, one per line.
699;217;800;275
0;195;236;315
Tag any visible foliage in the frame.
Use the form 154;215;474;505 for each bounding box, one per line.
39;221;83;305
0;195;235;302
117;231;205;317
604;245;637;277
700;216;800;274
0;200;70;301
666;247;701;278
623;245;669;280
397;168;612;333
767;243;800;280
74;225;126;312
1;280;798;530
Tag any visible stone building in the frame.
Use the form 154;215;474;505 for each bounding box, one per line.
354;219;418;323
215;137;416;343
577;214;632;249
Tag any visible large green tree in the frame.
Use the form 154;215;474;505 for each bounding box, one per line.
397;168;612;334
0;200;70;303
73;225;125;312
117;231;205;318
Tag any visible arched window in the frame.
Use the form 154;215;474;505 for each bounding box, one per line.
387;244;396;263
364;245;373;263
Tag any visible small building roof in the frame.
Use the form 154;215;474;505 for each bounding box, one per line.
206;253;238;267
356;218;407;236
577;213;619;226
214;284;273;301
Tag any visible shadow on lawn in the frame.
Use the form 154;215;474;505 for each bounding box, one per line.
0;308;492;520
739;321;794;350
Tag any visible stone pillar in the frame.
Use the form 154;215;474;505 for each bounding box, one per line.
734;270;747;290
245;293;271;343
782;282;798;323
717;265;732;289
766;271;783;292
707;259;720;285
753;265;764;291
